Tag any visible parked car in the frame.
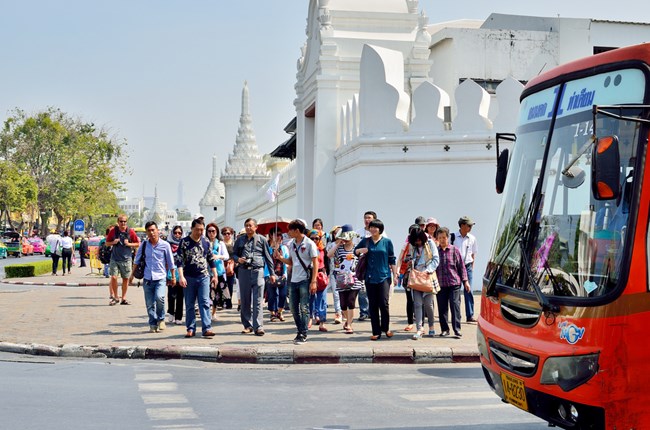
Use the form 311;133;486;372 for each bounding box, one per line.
28;237;46;254
21;238;34;256
0;241;7;259
2;232;22;257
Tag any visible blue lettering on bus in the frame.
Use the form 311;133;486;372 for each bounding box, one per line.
527;103;547;120
566;88;596;111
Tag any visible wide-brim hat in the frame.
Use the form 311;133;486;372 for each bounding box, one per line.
425;217;439;227
337;230;358;242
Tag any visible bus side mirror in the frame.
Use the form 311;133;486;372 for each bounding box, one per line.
495;133;516;194
496;148;509;194
592;136;621;200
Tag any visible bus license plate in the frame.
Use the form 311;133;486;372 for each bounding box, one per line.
501;373;528;411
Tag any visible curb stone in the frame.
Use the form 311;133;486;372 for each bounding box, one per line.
0;341;479;364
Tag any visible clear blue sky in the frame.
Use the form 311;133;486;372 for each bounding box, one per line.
0;0;646;213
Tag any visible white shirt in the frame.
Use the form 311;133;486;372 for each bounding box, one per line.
454;230;477;265
288;236;318;283
46;234;61;256
61;236;74;249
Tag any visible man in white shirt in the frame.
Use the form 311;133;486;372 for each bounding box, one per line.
275;219;318;344
454;216;478;323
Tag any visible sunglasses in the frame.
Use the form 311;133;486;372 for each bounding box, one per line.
207;229;216;233
223;232;231;235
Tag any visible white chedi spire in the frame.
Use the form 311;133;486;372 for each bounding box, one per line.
200;155;226;207
223;81;269;178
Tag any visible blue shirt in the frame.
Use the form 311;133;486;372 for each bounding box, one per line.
134;239;175;282
356;236;396;284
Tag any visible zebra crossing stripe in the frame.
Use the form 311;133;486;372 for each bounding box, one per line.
402;391;495;401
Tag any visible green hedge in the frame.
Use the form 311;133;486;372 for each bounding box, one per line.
5;259;61;278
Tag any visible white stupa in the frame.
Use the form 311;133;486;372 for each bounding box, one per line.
221;81;270;228
199;155;226;222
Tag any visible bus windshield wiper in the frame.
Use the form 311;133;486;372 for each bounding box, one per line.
519;240;560;313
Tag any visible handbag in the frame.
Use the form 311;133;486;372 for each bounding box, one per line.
225;259;235;277
133;241;147;280
407;245;440;294
316;270;329;292
355;240;368;281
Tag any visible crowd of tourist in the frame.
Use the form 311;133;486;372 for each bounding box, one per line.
100;211;478;344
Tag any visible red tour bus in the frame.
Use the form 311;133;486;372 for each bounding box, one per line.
479;43;650;429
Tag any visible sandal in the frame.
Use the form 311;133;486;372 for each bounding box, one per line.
344;326;354;334
319;325;328;332
370;335;380;341
404;325;414;332
120;299;131;305
278;313;285;322
109;298;119;306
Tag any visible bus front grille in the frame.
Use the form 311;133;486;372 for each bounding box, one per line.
488;340;539;377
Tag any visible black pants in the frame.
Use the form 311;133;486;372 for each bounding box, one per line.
79;253;86;267
167;284;184;321
436;285;462;334
61;248;72;273
366;278;391;336
51;254;60;274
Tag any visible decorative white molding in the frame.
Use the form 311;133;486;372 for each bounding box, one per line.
359;44;410;135
409;81;449;133
492;76;524;133
452;79;493;132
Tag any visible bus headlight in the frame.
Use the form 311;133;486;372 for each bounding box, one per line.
540;353;599;392
476;326;490;362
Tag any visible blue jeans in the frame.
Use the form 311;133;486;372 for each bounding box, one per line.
328;274;341;314
267;278;287;312
309;289;327;322
143;278;166;326
184;275;212;335
358;284;369;317
289;280;310;336
463;265;474;320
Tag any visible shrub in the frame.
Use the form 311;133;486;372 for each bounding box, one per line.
5;259;61;278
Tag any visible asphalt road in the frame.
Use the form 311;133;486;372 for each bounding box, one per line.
0;253;48;279
0;353;548;429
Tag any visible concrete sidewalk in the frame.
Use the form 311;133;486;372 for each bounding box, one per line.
0;268;480;364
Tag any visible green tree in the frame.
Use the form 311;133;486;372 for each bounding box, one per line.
0;160;37;228
0;107;127;231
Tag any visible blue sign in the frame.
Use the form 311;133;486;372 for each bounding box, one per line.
73;219;85;234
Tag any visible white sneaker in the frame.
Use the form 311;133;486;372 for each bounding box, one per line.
174;319;183;325
158;321;166;331
166;313;174;323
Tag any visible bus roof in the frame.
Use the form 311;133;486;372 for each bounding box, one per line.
526;42;650;91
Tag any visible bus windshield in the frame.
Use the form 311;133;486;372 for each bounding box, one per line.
488;68;646;301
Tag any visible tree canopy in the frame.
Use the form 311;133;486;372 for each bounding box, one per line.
0;107;127;231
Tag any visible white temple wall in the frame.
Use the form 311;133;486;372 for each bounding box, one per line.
333;138;501;279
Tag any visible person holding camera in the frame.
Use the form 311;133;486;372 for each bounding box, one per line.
232;218;275;336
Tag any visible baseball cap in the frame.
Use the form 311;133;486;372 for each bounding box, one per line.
414;216;426;226
458;216;475;226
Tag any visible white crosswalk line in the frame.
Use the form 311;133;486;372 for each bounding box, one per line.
358;374;433;381
141;394;189;405
402;391;496;401
136;372;173;381
138;382;179;392
427;403;511;412
146;407;198;421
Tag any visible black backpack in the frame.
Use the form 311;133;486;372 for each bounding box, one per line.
99;242;112;264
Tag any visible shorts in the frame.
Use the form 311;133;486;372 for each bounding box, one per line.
109;259;132;279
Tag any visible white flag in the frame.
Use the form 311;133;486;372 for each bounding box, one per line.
266;174;280;203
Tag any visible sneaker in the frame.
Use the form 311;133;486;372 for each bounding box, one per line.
440;330;450;337
174;320;183;325
428;329;436;337
158;321;166;331
358;314;368;321
255;328;265;336
149;325;158;333
412;331;423;340
454;331;463;338
166;313;174;323
333;314;342;324
293;334;307;344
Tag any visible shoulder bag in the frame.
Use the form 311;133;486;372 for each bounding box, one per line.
133;241;147;280
354;239;368;282
407;245;440;294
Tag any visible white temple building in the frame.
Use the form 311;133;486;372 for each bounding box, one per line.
211;0;650;276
